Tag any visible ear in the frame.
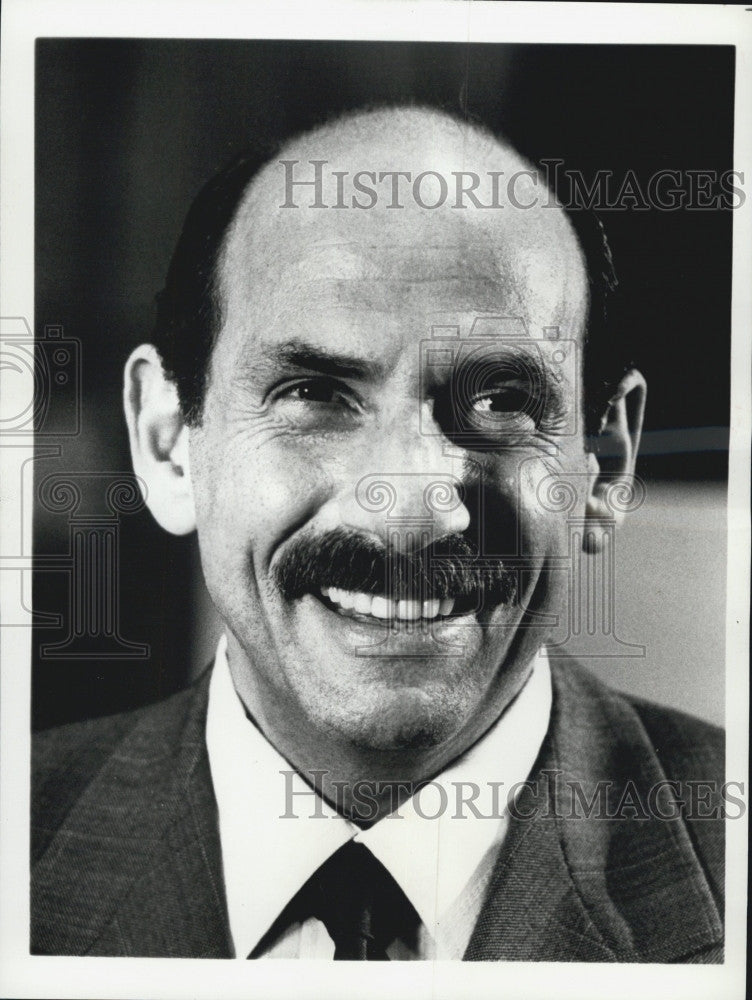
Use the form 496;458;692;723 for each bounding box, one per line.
584;368;647;551
123;344;196;535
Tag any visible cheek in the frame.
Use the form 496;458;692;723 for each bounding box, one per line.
191;429;335;569
514;455;583;557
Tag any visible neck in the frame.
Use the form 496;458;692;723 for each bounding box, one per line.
224;638;536;824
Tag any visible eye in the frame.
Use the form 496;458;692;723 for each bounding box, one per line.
275;377;352;407
269;377;363;430
283;379;340;404
470;386;533;417
432;375;544;449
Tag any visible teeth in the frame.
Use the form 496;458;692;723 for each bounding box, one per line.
338;590;355;610
397;599;422;621
353;593;372;614
422;599;440;618
371;596;393;619
322;588;457;621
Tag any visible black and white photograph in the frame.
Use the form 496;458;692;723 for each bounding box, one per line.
1;3;749;999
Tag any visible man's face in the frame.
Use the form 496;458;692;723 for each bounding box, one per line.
188;150;590;765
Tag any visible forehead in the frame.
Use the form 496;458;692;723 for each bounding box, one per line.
215;125;588;359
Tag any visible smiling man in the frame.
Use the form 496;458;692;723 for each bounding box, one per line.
31;107;725;962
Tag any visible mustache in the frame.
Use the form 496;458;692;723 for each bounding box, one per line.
273;527;517;605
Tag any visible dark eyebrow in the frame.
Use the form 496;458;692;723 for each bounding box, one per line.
267;339;385;380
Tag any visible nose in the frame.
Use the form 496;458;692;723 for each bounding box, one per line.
336;403;471;551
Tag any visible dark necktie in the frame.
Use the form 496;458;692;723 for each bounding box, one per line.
250;840;419;959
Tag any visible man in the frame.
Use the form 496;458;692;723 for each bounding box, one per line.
32;106;724;961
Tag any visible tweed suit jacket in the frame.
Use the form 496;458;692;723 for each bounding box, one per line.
31;657;725;961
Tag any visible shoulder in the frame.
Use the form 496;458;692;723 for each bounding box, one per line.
32;669;212;864
612;683;726;904
548;655;726;936
549;655;724;778
625;689;725;775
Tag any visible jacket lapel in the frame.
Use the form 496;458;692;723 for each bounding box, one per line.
465;659;724;962
32;671;233;957
34;656;723;961
464;791;618;960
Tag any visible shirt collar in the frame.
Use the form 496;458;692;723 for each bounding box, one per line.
206;634;551;958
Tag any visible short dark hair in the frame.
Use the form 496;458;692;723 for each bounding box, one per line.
153;147;273;426
153;142;630;439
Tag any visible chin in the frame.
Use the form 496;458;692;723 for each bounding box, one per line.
332;684;473;754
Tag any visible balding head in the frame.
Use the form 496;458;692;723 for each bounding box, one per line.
219;107;588;360
153;105;624;434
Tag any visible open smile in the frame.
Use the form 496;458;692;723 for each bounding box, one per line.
318;586;483;625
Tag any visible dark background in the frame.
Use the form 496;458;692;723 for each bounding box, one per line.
33;40;733;729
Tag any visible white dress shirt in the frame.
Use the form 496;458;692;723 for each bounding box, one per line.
205;635;552;960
